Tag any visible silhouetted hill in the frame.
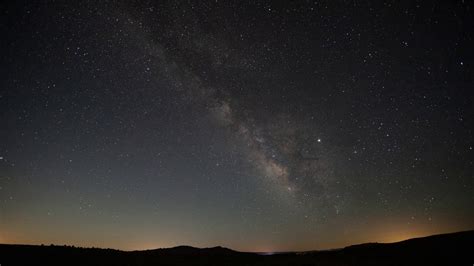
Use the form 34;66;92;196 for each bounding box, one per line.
1;230;473;265
139;245;239;255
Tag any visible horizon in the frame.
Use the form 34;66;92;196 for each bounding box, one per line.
2;230;473;265
1;1;473;253
2;228;473;253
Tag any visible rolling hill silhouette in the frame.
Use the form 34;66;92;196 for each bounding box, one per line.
139;245;238;255
1;230;473;265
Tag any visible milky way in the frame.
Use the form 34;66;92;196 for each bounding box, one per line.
123;10;341;211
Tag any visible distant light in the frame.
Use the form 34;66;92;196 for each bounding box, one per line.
317;138;321;143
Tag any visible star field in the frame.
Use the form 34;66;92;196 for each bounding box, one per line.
1;1;473;252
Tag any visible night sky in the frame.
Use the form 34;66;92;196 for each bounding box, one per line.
1;1;473;252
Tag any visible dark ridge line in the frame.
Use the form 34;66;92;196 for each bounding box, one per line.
1;229;473;254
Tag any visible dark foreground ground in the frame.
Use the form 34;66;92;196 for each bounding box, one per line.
1;230;473;266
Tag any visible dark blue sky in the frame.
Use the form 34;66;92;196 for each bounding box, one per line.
1;1;473;251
